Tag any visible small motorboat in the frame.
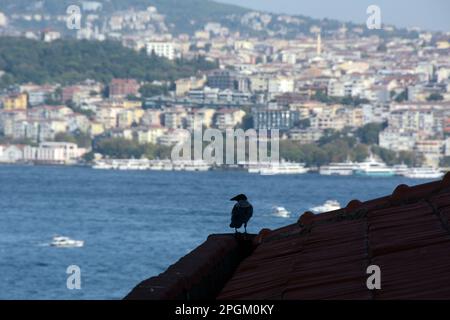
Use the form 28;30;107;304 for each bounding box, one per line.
51;236;84;248
310;200;341;214
272;206;290;218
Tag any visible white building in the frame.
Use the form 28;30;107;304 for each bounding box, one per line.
157;129;190;146
268;77;294;95
379;130;416;152
215;109;246;130
0;145;24;163
146;42;176;60
24;142;86;164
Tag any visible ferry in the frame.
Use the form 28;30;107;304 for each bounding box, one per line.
402;167;444;179
259;162;308;175
92;160;114;170
92;159;210;172
319;161;356;176
118;159;150;170
392;163;409;176
246;162;272;174
354;156;395;177
173;160;211;172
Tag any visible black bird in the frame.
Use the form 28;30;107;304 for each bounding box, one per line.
229;194;253;233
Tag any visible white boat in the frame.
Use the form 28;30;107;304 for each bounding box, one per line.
246;162;272;174
118;159;150;170
173;160;211;172
92;160;114;170
402;167;444;179
354;156;395;177
93;159;210;172
272;206;290;218
51;236;84;248
259;162;308;175
319;161;356;176
148;162;164;171
93;159;148;170
393;163;409;176
310;200;341;213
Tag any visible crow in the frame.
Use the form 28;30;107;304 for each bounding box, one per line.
229;194;253;234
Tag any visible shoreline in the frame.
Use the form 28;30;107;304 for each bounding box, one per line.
0;162;447;180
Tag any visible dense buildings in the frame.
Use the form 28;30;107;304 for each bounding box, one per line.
0;3;449;167
109;79;140;98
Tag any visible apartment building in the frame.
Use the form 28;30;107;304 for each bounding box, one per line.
146;41;176;60
253;106;299;131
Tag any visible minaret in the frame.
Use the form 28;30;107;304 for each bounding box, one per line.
316;32;322;56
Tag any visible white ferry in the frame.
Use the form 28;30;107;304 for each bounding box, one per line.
354;156;395;177
246;162;272;174
93;159;210;172
319;161;356;176
92;160;114;170
392;163;409;176
118;159;150;170
173;160;211;172
402;167;444;179
259;162;308;175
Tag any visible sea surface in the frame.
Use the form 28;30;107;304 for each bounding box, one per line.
0;165;437;299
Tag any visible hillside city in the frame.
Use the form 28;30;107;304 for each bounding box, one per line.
0;2;449;173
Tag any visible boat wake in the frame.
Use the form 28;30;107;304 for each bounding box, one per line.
271;206;291;218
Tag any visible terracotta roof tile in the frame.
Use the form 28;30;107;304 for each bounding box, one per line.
217;178;450;300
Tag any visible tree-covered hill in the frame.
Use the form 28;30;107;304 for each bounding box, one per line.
0;0;249;35
0;37;217;88
0;0;420;38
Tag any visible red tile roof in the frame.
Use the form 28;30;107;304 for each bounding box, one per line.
218;175;450;300
124;234;255;300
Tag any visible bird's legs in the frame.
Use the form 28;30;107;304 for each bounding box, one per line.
235;228;238;234
244;223;247;234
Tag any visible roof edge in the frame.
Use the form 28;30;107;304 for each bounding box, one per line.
124;233;256;300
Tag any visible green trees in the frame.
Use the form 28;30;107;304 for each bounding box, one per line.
279;123;423;166
370;145;396;165
312;92;370;106
394;89;408;102
440;157;450;168
139;83;169;98
355;122;387;144
280;128;369;166
0;37;217;88
427;93;444;101
54;131;92;149
93;137;171;160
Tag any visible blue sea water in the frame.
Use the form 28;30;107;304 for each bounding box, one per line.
0;165;436;299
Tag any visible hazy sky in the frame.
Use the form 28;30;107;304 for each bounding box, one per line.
218;0;450;32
